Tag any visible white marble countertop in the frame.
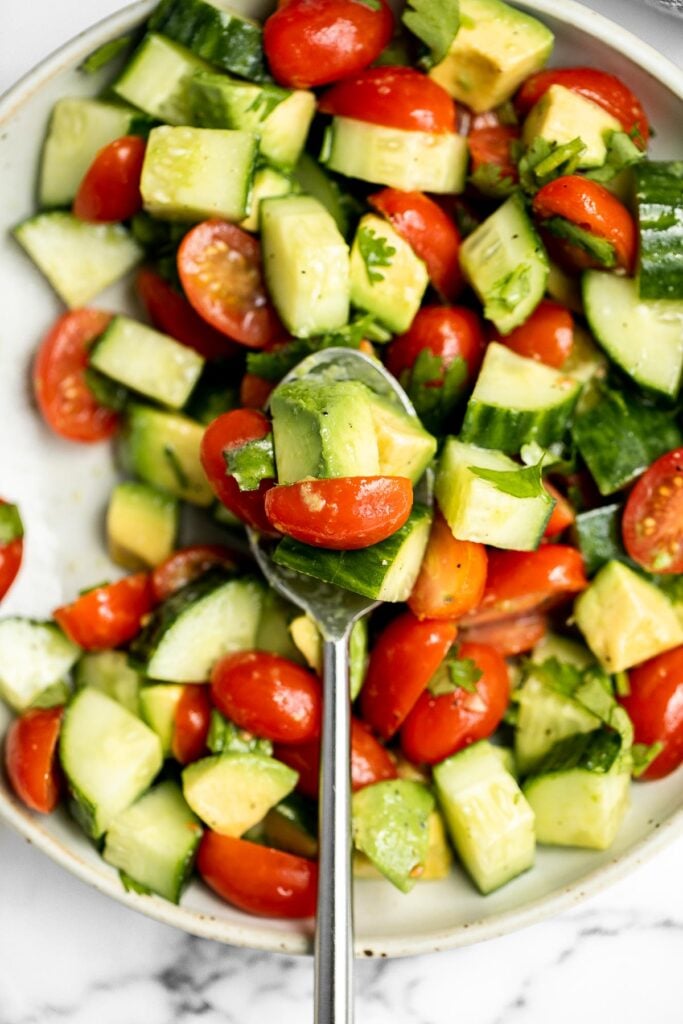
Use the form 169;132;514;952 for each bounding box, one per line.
1;2;682;1021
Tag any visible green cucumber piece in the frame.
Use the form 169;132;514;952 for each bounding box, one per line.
148;0;267;81
106;481;179;572
75;651;142;716
460;342;580;454
113;33;212;124
139;684;185;755
349;213;429;333
635;160;683;300
352;780;434;893
60;688;163;839
104;780;202;903
240;165;294;233
0;619;79;712
182;752;297;835
273;504;432;603
14;213;141;308
293;153;359;238
514;672;600;776
460;193;548;334
255;591;306;665
573;503;624;576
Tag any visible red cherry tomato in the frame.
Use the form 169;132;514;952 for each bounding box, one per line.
264;477;413;549
200;410;276;534
5;706;64;813
622;449;683;575
240;373;275;409
263;0;393;89
359;612;457;740
0;500;23;602
467;124;520;182
368;189;462;301
197;832;318;918
543;481;575;538
177;220;281;348
464;546;587;627
459;611;549;657
151;545;240;603
171;685;212;765
73;135;146;222
493;299;574;368
136;269;238;361
274;718;397;797
33;309;116;442
620;647;683;779
532;176;636;273
408;511;488;621
211;651;321;743
516;67;650;146
318;67;456;134
53;573;155;650
401;642;509;765
386;305;486;385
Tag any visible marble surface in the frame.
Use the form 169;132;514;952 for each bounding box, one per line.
1;2;682;1022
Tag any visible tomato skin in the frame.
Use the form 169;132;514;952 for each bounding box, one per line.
516;67;650;146
318;67;456;134
151;545;240;603
385;305;486;386
73;135;146;222
264;0;393;89
464;546;587;627
200;410;276;534
197;832;318;917
408;512;487;621
264;477;413;549
622;449;683;575
621;647;683;779
368;189;462;301
240;373;275;409
5;706;64;813
136;269;238;361
467;124;520;181
211;651;321;743
171;685;212;765
459;611;548;657
543;481;575;537
532;176;636;273
274;718;397;797
494;299;574;368
33;309;117;442
400;642;509;765
177;220;281;348
53;573;155;651
359;612;458;740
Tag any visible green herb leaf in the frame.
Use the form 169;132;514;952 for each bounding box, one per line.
355;0;383;9
531;728;623;777
357;226;396;284
542;216;617;267
631;741;664;778
80;34;133;73
401;0;459;66
468;459;548;500
518;136;586;194
586;130;645;184
469;163;518;199
404;349;468;433
225;434;275;491
0;502;24;544
428;648;483;695
207;709;273;756
246;315;389;382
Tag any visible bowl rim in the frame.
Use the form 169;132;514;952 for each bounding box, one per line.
1;0;682;960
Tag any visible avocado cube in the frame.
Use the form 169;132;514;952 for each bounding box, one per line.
429;0;554;113
350;214;429;334
522;85;621;169
352;780;435;892
182;753;298;835
270;379;380;485
365;392;436;485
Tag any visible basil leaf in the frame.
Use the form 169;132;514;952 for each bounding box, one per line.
468;459;547;499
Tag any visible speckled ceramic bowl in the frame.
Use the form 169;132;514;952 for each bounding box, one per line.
1;0;682;958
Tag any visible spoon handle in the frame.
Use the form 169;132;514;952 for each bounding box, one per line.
314;633;354;1024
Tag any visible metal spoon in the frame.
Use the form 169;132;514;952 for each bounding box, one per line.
247;347;432;1024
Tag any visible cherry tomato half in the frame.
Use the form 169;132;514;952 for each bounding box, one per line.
408;511;488;621
171;685;212;765
493;299;574;368
516;67;650;146
386;305;486;385
263;0;394;88
622;449;683;575
197;832;318;918
0;500;23;602
368;189;462;301
532;176;636;273
211;651;321;743
620;646;683;779
33;309;116;442
73;135;146;222
151;545;240;603
177;220;280;348
53;573;155;650
264;476;413;549
200;410;276;534
319;66;456;134
458;611;549;657
467;124;520;182
400;642;509;765
359;612;458;740
136;268;238;361
5;706;64;813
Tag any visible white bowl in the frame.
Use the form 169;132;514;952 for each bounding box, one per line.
1;0;682;959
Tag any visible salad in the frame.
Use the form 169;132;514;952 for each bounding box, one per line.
1;0;683;919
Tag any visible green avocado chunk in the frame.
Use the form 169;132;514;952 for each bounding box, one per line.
352;779;435;893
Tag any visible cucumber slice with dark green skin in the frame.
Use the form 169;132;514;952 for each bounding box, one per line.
104;780;203;903
0;619;80;712
459;342;580;454
75;651;142;716
635;160;683;300
113;33;212;125
60;689;163;840
514;673;600;776
293;154;361;238
272;504;433;602
573;503;625;576
182;752;298;834
148;0;267;82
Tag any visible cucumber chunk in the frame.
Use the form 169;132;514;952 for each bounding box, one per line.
255;591;306;665
182;752;297;835
635;160;683;301
240;165;294;233
352;780;435;893
104;780;203;903
434;740;535;894
107;481;179;572
0;619;79;712
60;689;163;839
113;33;212;124
75;651;142;716
514;673;600;776
148;0;267;81
139;684;185;755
